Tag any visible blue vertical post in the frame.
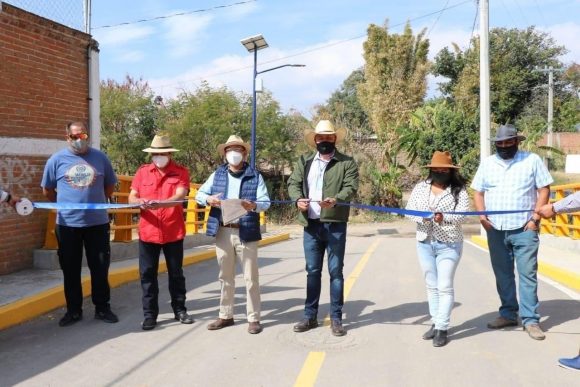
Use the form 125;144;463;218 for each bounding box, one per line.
251;44;258;169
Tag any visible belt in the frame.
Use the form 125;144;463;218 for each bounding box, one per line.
220;223;240;229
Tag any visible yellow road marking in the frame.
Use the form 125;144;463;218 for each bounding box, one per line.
298;239;381;383
294;351;326;387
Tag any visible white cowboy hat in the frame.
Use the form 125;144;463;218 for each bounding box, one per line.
304;120;347;148
142;134;179;153
217;134;251;156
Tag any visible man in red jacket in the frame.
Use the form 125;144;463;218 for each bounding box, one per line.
129;134;194;330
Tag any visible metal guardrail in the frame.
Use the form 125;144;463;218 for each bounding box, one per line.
539;183;580;239
43;175;266;249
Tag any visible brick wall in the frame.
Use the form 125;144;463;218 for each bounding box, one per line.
0;3;91;274
538;133;580;154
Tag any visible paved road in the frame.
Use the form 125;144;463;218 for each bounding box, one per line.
1;224;578;386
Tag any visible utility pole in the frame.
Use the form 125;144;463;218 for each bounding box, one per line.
83;0;92;34
479;0;491;160
479;0;490;238
533;66;565;148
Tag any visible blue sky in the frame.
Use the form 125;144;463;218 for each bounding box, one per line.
14;0;580;116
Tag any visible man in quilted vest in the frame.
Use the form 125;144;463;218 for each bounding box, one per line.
195;135;270;334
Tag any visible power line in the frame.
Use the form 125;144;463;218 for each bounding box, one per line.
426;0;451;38
153;0;474;90
513;0;530;26
469;1;479;47
93;0;257;30
497;0;517;26
532;0;548;26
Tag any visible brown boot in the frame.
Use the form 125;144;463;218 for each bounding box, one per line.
487;316;518;329
207;318;234;330
248;321;263;334
524;324;546;340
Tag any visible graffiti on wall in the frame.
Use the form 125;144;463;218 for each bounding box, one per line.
0;157;39;215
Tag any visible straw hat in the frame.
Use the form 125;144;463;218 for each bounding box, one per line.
217;134;251;156
424;151;460;169
304;120;347;148
492;124;526;142
142;134;179;153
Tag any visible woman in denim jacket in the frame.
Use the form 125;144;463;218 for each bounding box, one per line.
405;151;469;347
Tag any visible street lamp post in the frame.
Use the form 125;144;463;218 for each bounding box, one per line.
241;34;305;169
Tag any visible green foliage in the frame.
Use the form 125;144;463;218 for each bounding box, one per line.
165;83;246;182
357;162;403;209
324;68;372;138
358;22;430;161
433;27;569;124
100;76;160;175
397;100;480;180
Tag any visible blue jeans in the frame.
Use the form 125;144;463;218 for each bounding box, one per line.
302;220;347;321
486;227;540;326
417;240;462;330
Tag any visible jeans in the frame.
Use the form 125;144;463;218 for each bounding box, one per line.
56;223;111;314
139;239;187;319
416;240;462;330
303;220;347;321
486;227;540;326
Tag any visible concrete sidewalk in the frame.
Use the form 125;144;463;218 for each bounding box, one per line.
0;230;290;330
471;233;580;292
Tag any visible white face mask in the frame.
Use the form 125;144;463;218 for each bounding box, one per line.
226;151;243;166
152;155;170;168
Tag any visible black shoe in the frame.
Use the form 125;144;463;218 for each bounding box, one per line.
95;309;119;323
141;318;157;331
422;325;435;340
59;311;82;327
293;318;318;333
433;329;448;347
175;311;194;324
331;319;347;337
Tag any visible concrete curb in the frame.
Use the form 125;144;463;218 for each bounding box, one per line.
0;233;290;331
470;235;580;292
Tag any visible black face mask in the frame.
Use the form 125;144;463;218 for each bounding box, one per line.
316;141;335;155
431;172;451;185
496;144;518;160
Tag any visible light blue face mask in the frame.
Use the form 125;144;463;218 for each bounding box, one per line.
70;139;89;154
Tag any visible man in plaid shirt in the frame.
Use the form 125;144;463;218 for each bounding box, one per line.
471;124;553;341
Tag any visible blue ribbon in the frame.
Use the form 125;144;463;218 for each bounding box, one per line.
32;199;533;218
33;202;139;210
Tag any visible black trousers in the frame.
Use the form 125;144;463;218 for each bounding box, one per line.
56;223;111;314
139;239;187;319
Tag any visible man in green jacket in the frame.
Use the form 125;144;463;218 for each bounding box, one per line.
288;120;359;336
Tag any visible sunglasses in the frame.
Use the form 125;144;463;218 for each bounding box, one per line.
68;133;89;140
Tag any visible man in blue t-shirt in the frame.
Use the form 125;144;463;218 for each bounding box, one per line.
41;121;119;327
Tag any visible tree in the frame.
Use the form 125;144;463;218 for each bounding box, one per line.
397;100;480;179
100;76;161;175
324;68;372;138
166;83;245;182
433;27;568;124
358;22;430;165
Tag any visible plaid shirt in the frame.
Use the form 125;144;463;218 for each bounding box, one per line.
471;151;553;230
